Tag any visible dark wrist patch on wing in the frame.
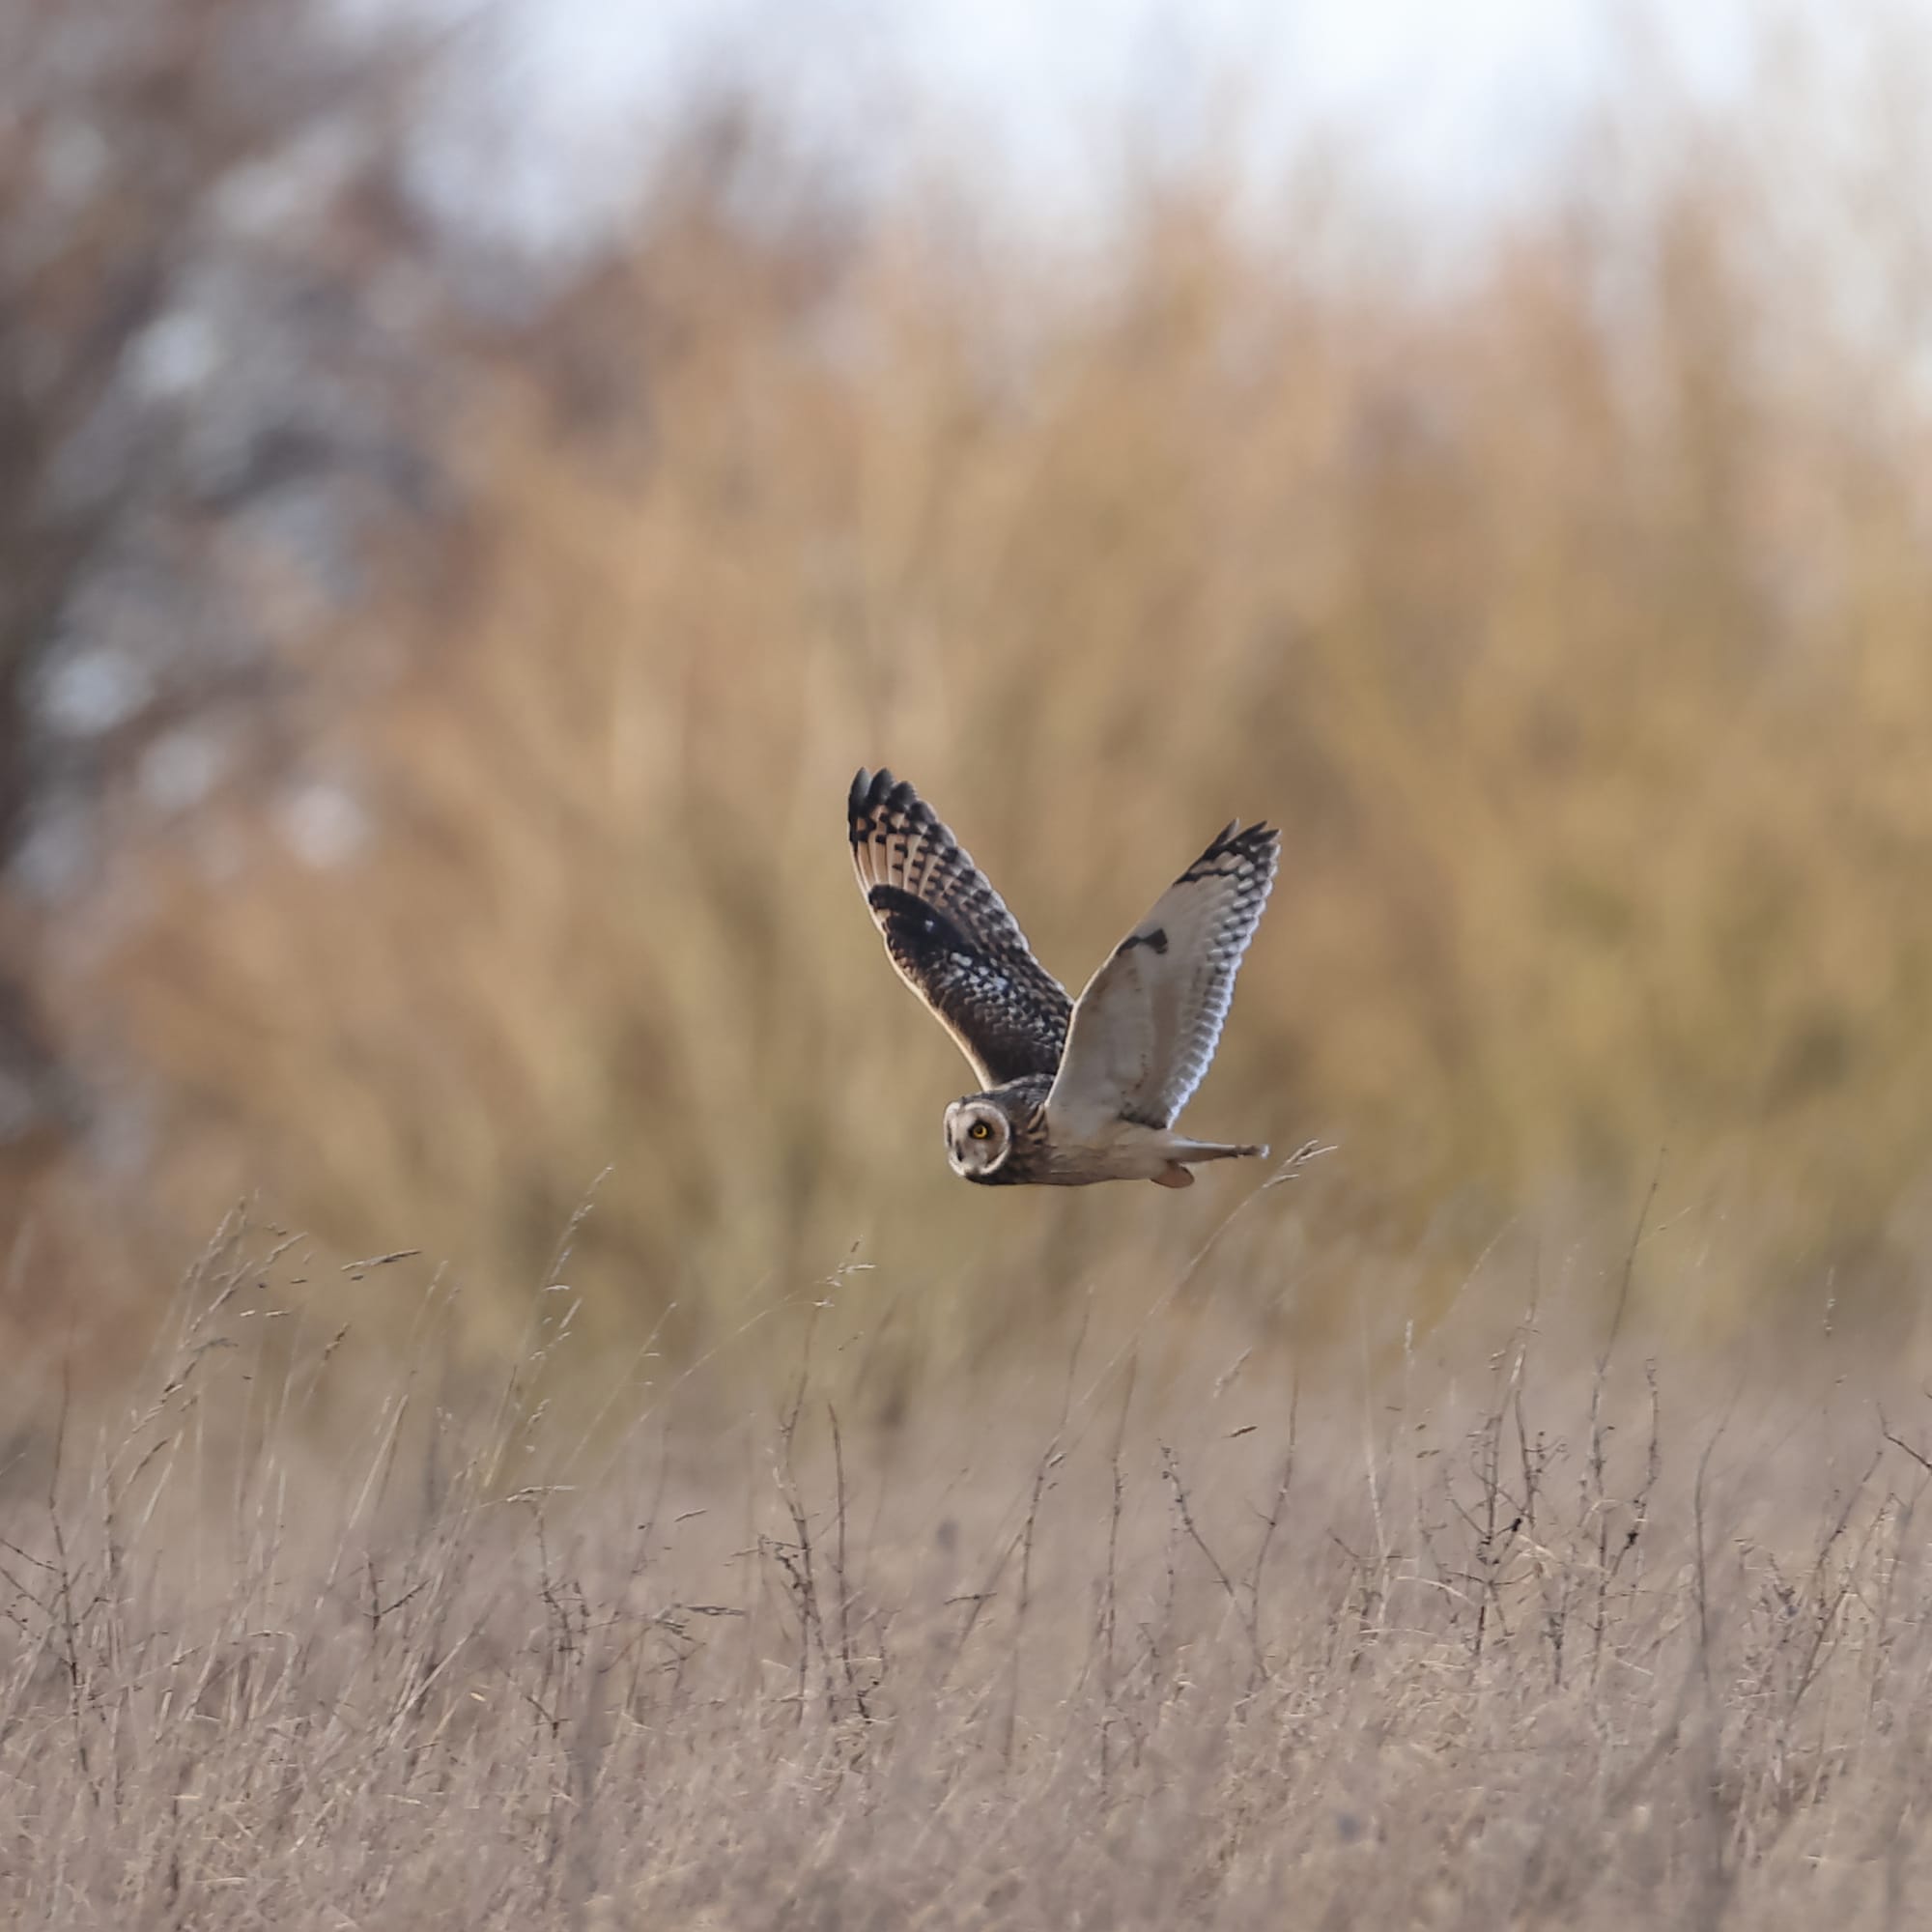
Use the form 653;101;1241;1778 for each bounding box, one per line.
867;884;964;951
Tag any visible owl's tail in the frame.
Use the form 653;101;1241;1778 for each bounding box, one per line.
1150;1138;1268;1187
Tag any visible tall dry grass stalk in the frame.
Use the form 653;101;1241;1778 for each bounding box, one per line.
26;47;1932;1366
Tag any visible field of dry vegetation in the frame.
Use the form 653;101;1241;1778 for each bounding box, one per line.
7;9;1932;1923
5;1213;1932;1928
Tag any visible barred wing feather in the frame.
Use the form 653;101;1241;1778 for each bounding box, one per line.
848;767;1072;1089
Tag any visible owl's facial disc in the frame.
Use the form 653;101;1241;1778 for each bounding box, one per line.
945;1098;1010;1179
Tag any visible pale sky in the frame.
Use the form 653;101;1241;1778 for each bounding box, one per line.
483;0;1873;241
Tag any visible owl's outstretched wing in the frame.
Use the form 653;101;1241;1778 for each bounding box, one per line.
1045;819;1278;1137
848;767;1071;1089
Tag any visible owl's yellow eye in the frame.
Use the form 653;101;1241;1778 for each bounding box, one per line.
969;1122;991;1140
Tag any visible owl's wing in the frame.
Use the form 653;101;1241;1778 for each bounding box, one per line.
848;767;1072;1088
1045;820;1278;1137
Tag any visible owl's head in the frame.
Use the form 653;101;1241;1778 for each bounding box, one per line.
944;1096;1011;1180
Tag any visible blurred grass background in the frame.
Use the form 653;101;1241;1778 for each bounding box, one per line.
7;0;1932;1389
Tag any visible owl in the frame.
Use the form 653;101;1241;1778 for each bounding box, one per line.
848;767;1279;1188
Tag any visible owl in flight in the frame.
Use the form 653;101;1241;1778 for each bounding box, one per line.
848;768;1279;1188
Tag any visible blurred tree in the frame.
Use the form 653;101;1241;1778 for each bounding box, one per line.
0;0;468;1352
0;0;447;1185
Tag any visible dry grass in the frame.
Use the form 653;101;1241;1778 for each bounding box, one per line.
4;1210;1931;1928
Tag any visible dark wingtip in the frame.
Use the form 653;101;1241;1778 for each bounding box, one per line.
1221;819;1279;856
850;764;903;828
850;765;938;841
1184;816;1281;879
